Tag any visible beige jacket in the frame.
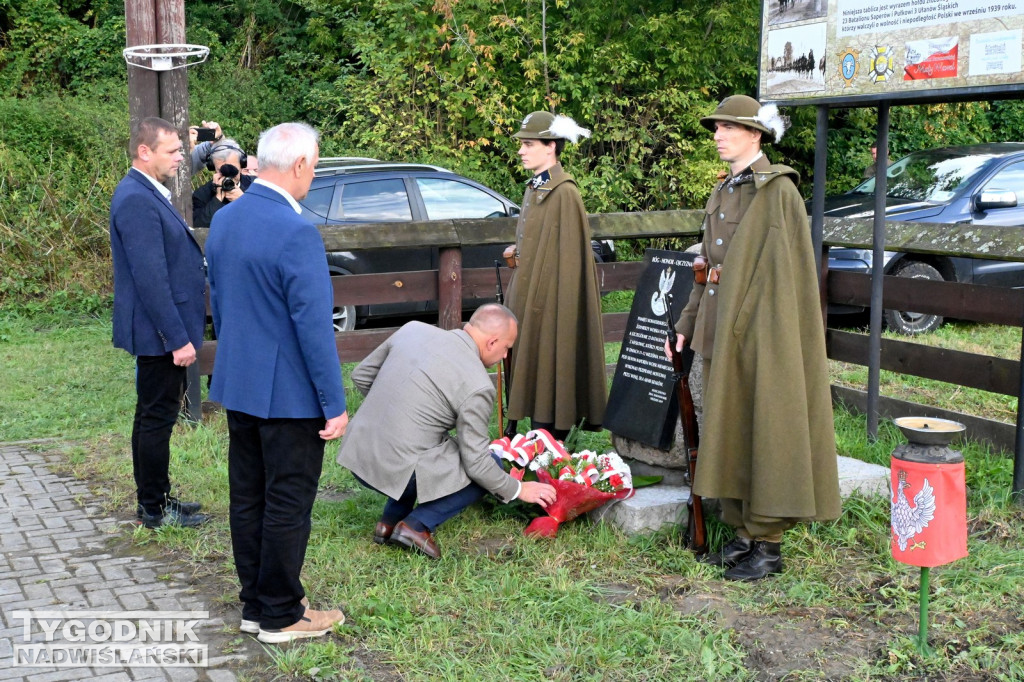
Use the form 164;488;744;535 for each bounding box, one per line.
336;322;519;503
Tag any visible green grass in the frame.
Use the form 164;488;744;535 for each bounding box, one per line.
3;311;1024;680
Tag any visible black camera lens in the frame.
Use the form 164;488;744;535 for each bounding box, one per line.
218;163;239;193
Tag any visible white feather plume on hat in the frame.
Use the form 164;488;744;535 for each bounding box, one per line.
546;115;591;143
751;104;788;143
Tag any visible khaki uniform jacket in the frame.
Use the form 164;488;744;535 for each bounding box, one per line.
676;155;841;522
506;163;607;430
336;322;520;503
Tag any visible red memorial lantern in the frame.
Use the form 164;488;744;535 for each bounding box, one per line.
890;459;967;567
890;416;969;656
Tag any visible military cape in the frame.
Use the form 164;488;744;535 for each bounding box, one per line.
693;163;841;522
506;163;607;431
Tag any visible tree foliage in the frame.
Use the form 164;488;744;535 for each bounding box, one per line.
2;0;1024;307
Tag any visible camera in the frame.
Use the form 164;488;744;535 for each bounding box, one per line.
218;163;240;193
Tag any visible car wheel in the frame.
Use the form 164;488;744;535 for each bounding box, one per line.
883;261;944;335
326;263;358;332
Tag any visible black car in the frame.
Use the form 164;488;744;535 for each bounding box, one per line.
825;143;1024;334
299;158;615;330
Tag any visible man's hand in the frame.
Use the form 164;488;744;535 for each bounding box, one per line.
202;120;223;141
217;185;244;203
320;412;349;440
664;333;685;360
518;481;557;508
502;244;518;269
172;342;197;367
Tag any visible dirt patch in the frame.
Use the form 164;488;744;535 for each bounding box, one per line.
590;582;643;607
347;643;407;681
727;607;888;681
661;582;891;681
317;489;357;504
471;536;517;558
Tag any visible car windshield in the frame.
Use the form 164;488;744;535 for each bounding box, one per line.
852;149;997;202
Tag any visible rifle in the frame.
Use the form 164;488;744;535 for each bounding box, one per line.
494;261;517;437
664;294;708;555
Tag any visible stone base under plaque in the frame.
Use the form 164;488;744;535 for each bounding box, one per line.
611;354;703;470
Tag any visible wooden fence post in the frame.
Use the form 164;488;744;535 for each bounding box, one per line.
438;246;463;330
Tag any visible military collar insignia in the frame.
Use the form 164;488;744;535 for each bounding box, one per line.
528;169;552;189
723;168;754;190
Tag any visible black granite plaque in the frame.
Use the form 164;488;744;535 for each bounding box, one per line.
604;249;695;450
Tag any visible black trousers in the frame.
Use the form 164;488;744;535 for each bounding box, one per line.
132;354;186;516
226;410;325;629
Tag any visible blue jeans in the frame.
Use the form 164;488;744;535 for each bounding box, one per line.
354;454;503;531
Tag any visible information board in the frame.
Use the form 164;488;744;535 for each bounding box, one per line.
759;0;1024;106
603;250;695;450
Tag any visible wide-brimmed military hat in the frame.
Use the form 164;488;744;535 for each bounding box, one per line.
512;111;591;143
700;95;785;143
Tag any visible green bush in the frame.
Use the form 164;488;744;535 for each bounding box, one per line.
0;93;128;313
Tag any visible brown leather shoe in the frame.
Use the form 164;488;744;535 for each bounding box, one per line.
373;521;395;545
388;521;441;560
257;607;345;644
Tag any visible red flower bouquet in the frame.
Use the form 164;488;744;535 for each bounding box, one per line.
489;429;634;537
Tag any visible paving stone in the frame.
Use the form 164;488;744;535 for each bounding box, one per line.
85;589;118;608
21;584;54;602
116;593;149;611
23;670;92;682
0;580;22;596
164;668;198;682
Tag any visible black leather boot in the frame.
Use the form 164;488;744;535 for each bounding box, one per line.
699;535;755;568
723;541;783;581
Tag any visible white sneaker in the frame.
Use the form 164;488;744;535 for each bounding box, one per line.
240;597;307;634
257;608;345;644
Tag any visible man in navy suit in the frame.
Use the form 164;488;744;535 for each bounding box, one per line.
205;122;348;644
110;117;208;529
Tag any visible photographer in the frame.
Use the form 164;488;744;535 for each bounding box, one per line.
191;139;253;228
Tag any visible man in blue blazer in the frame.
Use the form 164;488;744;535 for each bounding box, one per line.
206;122;348;644
110;117;208;529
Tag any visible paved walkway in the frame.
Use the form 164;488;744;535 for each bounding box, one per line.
0;442;254;681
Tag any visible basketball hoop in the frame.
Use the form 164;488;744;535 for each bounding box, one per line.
123;43;209;71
